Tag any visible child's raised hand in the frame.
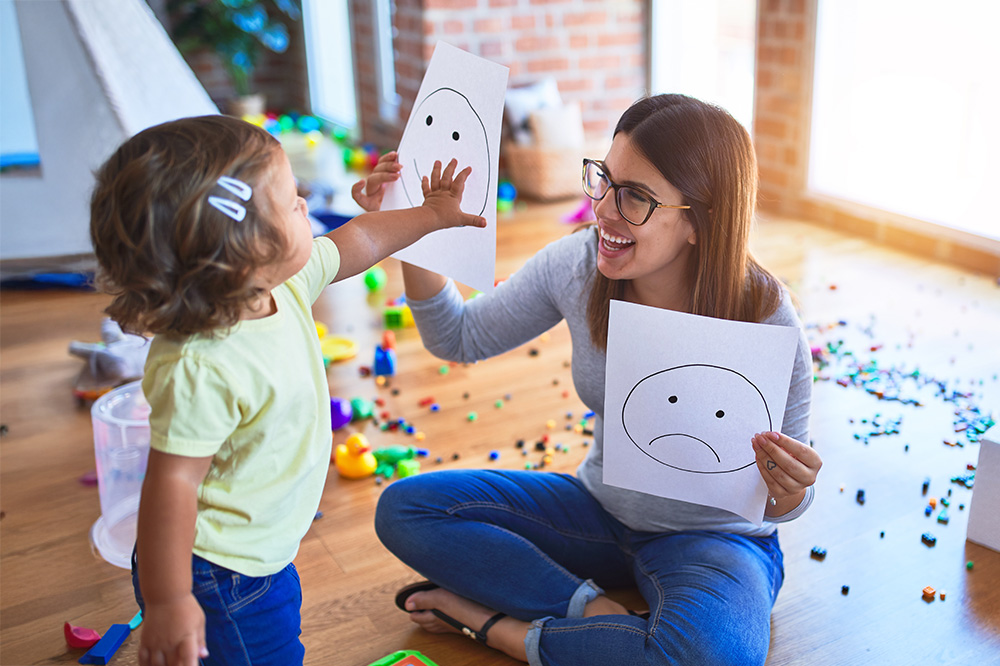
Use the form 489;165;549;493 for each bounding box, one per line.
420;158;487;229
351;150;402;212
751;431;822;505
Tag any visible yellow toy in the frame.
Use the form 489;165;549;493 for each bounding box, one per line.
334;433;377;479
320;335;359;363
315;320;359;365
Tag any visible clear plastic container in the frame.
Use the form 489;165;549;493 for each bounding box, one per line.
89;380;150;569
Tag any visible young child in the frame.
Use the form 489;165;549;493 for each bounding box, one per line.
89;114;484;666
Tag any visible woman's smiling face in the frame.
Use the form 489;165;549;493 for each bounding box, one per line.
592;133;697;288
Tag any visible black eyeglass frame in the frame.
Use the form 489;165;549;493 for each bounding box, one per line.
581;158;691;226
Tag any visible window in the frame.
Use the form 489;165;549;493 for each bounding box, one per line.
373;0;400;123
0;0;40;170
302;0;357;129
810;0;1000;241
649;0;757;133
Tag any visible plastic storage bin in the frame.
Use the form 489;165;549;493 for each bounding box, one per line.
90;380;150;569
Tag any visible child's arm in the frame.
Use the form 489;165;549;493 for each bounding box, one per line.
330;158;486;282
136;449;214;666
751;431;822;518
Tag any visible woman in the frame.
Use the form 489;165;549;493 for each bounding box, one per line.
359;94;821;665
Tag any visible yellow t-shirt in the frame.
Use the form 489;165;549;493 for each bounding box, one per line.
142;236;340;576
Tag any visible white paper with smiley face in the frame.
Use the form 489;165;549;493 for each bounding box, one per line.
603;300;799;525
382;42;509;294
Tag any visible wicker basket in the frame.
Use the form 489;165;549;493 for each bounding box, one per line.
502;143;585;202
502;139;610;202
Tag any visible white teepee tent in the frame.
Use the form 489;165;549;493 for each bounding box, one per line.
0;0;217;263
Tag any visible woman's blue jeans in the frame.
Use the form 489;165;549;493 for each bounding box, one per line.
375;469;784;666
131;548;304;666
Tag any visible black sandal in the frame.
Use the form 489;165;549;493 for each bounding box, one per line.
395;581;508;645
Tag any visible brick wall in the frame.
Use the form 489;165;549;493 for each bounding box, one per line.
352;0;647;149
348;0;376;144
348;0;425;149
163;0;643;147
179;42;308;114
254;30;309;113
753;0;812;212
753;0;999;275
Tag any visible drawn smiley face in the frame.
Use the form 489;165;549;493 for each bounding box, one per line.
621;364;772;474
397;87;490;216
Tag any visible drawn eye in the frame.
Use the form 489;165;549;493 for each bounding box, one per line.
715;410;725;418
668;396;678;404
452;131;460;141
425;115;433;126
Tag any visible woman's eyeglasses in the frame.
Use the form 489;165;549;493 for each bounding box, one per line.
581;158;690;226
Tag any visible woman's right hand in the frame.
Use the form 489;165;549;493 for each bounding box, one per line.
138;594;209;666
351;150;402;212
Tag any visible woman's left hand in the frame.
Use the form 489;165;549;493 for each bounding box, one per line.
751;431;822;503
351;150;402;212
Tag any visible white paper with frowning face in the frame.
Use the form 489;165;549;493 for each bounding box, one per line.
382;42;509;294
603;300;799;525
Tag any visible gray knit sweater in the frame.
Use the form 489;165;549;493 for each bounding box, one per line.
407;227;813;536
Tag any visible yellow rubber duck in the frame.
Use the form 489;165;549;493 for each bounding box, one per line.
334;432;377;479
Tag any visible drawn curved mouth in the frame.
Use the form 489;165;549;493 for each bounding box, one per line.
648;433;721;463
399;159;423;205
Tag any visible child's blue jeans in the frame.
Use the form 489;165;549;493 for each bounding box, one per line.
375;469;784;666
131;547;304;666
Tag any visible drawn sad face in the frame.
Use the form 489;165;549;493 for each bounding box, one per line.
398;87;490;216
622;364;772;474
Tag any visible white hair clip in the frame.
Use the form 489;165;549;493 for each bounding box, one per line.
208;176;252;222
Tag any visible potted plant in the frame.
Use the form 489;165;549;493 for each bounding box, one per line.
167;0;302;116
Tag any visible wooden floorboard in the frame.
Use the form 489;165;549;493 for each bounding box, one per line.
1;200;998;665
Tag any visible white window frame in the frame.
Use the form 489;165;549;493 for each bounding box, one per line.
302;0;358;129
649;0;757;133
373;0;400;123
0;0;40;167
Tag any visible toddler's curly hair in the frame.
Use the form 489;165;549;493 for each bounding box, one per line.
91;115;286;337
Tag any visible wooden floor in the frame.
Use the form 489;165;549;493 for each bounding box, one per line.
2;200;999;665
